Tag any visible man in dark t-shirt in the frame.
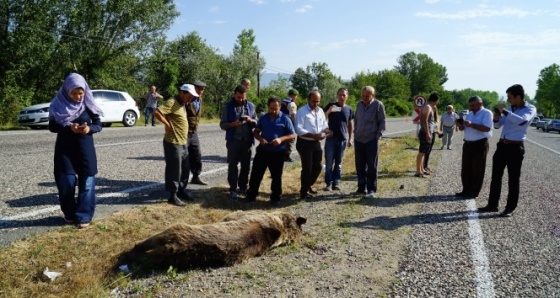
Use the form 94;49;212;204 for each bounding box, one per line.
323;88;354;191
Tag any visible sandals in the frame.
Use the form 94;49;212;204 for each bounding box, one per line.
414;173;427;178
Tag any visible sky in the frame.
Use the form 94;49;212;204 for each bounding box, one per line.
168;0;560;98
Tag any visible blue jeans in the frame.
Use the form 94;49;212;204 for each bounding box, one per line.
324;137;347;187
55;173;96;224
354;139;379;193
145;107;156;125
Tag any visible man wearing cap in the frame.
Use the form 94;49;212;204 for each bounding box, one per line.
152;84;198;206
186;80;207;185
220;85;257;201
281;89;298;162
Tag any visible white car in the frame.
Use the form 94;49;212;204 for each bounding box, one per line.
18;90;140;128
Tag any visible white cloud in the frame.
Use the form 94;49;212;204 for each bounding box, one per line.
280;0;296;2
416;6;539;20
209;6;219;13
295;5;312;13
249;0;265;4
213;20;226;25
305;39;367;51
425;0;441;3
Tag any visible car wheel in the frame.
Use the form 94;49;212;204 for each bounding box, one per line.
123;111;137;127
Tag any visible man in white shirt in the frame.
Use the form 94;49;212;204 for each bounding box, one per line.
455;96;493;198
439;105;458;150
295;91;332;199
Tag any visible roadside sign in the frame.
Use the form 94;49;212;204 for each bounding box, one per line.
411;108;420;123
414;95;426;107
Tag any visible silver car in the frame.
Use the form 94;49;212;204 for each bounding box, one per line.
18;90;140;128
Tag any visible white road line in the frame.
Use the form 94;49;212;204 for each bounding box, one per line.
525;138;560;155
0;166;229;225
466;199;496;298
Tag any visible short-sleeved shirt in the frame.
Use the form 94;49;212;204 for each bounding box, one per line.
324;102;354;140
145;92;161;109
157;97;189;145
464;108;493;141
256;112;295;152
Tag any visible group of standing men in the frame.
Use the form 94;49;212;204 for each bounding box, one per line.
152;79;387;207
417;84;536;218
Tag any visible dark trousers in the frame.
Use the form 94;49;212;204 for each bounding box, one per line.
187;132;202;177
296;137;322;195
163;140;190;195
226;139;253;192
460;139;489;196
487;142;525;211
354;139;380;193
247;147;285;201
145;107;156;125
423;132;436;169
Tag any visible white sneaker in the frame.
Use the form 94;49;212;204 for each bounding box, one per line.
363;191;375;199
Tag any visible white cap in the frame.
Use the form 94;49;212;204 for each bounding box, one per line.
179;84;199;97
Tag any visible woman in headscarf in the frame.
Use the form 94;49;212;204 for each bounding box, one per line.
49;73;104;228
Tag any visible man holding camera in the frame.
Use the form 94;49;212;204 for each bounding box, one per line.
455;96;493;198
219;85;257;201
478;84;536;217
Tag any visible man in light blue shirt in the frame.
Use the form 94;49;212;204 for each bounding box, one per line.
478;84;537;217
295;90;332;199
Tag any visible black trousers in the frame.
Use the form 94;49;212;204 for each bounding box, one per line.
247;147;285;201
296;137;322;195
460;139;489;196
423;132;437;169
487;142;525;211
226;139;252;192
187;132;202;177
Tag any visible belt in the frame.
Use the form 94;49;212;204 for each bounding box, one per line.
464;138;487;144
443;125;455;128
499;138;523;145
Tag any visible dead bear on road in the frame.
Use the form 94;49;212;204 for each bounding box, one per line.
120;211;307;270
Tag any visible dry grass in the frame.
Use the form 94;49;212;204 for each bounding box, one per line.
0;135;421;298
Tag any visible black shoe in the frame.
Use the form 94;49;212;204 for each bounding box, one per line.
477;206;498;213
499;209;514;217
332;185;340;191
177;190;193;201
308;187;318;194
242;196;256;203
271;199;281;207
190;176;208;185
354;189;366;196
168;194;186;206
300;192;313;199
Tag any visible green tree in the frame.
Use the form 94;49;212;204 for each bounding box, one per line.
289;62;343;106
535;63;560;118
394;52;448;99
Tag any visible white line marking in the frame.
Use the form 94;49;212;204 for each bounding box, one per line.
466;199;496;298
525;138;560;155
0;166;229;224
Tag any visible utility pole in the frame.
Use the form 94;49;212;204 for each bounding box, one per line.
257;51;260;98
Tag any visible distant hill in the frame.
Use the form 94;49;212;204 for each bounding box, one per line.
259;72;291;87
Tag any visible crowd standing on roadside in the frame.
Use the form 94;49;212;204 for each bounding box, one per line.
49;73;537;225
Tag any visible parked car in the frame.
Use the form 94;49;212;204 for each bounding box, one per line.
550;121;560;133
543;119;560;133
535;118;551;130
530;116;542;127
18;90;140;128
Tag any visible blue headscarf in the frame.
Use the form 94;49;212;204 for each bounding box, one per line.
49;73;104;126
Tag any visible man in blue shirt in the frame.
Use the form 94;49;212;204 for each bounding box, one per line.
245;96;296;206
478;84;537;217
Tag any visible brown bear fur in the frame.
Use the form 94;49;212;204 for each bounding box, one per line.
121;211;307;270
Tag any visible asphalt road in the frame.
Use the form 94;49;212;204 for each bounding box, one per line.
1;119;558;297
